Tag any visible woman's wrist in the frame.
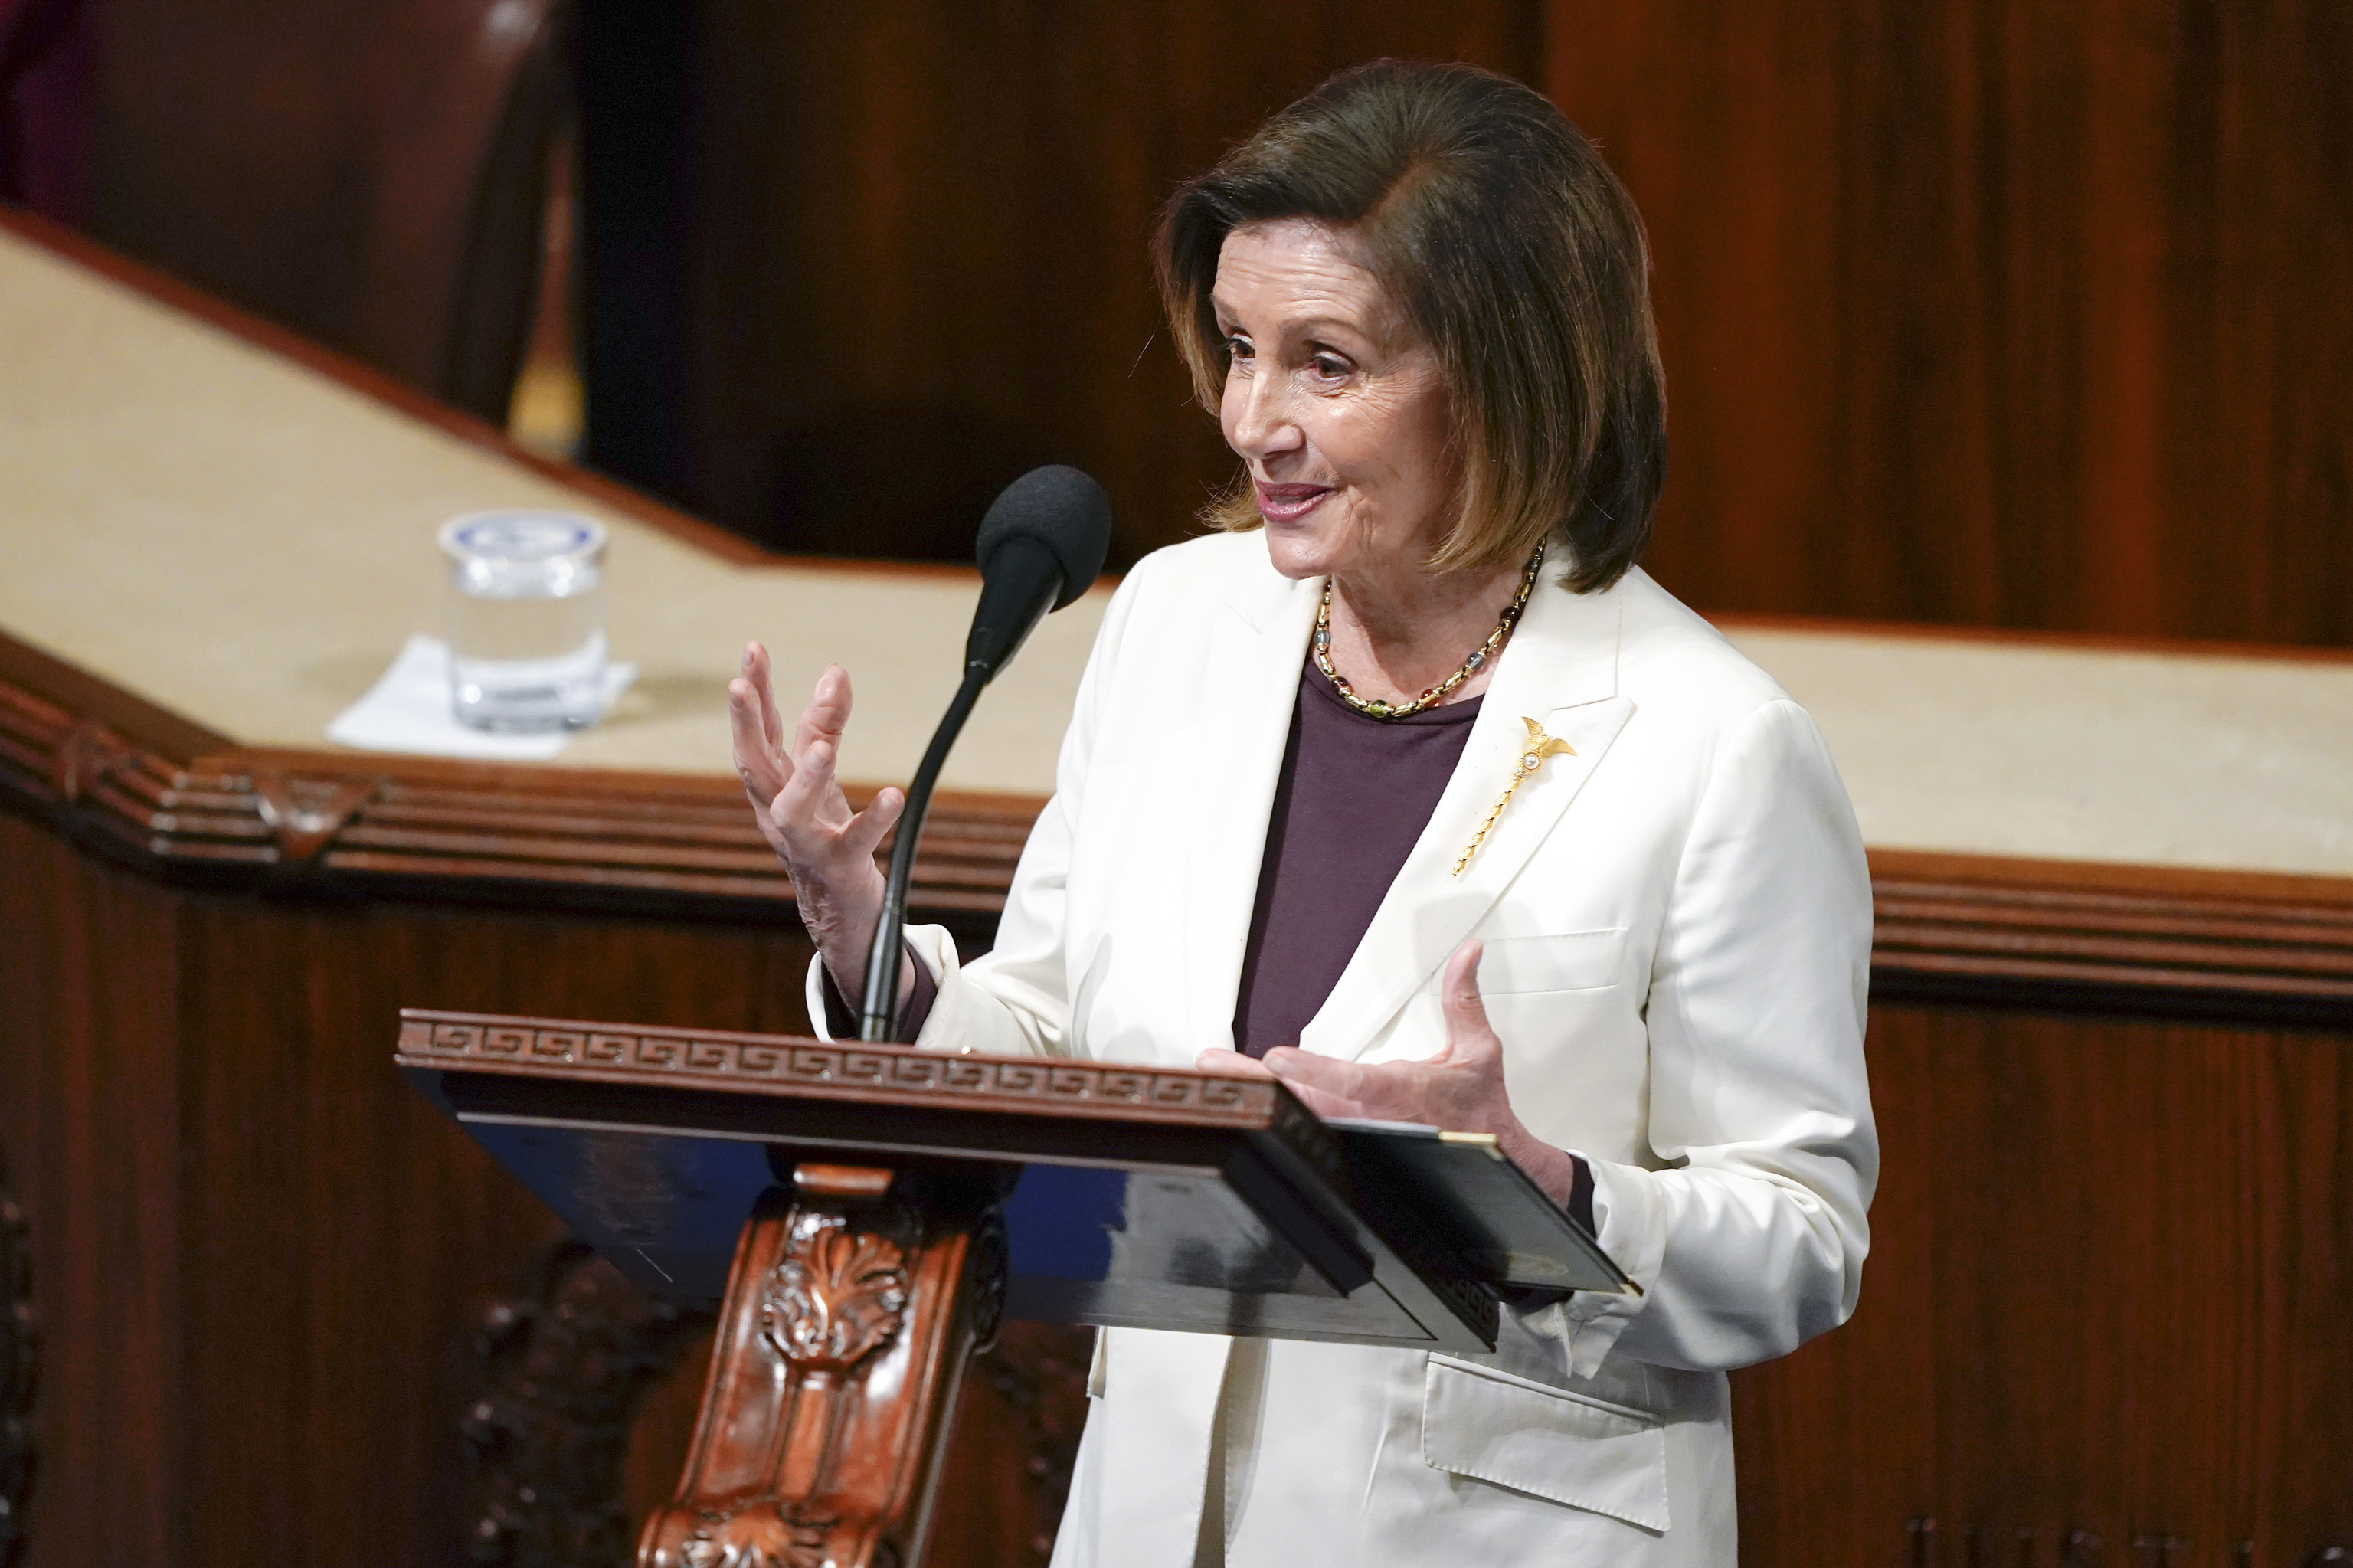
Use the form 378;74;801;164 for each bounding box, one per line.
799;864;889;1001
1497;1118;1582;1209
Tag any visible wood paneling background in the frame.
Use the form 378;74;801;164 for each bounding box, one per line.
10;7;2353;1560
1550;1;2353;644
1730;1003;2353;1562
573;1;2349;645
577;0;1540;567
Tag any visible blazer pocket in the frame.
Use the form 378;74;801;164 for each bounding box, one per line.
1421;1357;1668;1534
1477;928;1628;996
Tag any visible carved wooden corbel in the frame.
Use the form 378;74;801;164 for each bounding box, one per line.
458;1240;1081;1568
252;771;378;863
638;1165;1006;1568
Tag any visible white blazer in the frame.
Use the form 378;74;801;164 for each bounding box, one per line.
809;530;1877;1567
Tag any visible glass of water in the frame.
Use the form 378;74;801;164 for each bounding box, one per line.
437;510;610;732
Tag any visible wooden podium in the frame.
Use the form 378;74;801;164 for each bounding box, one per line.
395;1008;1571;1568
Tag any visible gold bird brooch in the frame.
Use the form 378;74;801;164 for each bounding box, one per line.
1452;718;1576;877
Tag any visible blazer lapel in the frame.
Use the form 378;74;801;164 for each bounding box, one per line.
1173;545;1320;1056
1299;575;1633;1062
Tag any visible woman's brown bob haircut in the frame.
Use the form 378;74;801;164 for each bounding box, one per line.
1154;61;1666;592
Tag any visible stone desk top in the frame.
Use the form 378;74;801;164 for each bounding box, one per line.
5;218;2349;881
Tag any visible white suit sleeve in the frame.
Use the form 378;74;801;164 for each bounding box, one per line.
1543;698;1877;1376
803;565;1143;1056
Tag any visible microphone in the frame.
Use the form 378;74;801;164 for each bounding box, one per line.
859;466;1112;1041
965;464;1114;681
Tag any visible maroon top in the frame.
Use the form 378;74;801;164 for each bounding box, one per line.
1232;661;1484;1057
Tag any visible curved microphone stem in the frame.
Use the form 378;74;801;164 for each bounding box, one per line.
857;667;988;1042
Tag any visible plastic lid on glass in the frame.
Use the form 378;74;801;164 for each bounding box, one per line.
437;510;608;563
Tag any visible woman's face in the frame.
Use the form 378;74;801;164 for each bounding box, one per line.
1213;220;1458;584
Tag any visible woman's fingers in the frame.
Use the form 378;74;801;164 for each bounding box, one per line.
1279;1079;1371;1121
1437;938;1500;1064
745;640;786;753
842;786;905;860
795;664;853;758
775;732;849;831
728;676;791;800
1251;941;1516;1134
1203;1048;1375;1119
1264;1047;1390;1109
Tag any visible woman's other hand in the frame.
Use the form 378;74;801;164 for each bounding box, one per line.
729;641;905;1000
1194;939;1581;1205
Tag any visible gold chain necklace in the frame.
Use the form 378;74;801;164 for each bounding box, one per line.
1312;543;1545;720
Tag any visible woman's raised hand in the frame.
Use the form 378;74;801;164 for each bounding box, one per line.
1194;939;1581;1205
729;641;905;997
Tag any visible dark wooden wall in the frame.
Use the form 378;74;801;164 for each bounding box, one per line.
1550;0;2353;644
16;791;2345;1565
577;0;1540;567
573;0;2349;644
1730;1002;2353;1560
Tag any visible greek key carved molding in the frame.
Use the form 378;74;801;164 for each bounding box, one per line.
399;1014;1281;1124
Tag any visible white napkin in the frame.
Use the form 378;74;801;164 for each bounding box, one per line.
326;633;639;761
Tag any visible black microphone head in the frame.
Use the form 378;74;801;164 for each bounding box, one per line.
974;465;1111;611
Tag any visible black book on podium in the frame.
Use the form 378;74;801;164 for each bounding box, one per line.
398;1010;1634;1355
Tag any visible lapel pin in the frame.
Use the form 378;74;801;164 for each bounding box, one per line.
1452;718;1576;877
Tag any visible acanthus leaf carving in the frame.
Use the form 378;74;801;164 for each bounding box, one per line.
678;1502;835;1568
760;1217;911;1373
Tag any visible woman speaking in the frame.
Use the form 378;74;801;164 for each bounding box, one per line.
729;60;1876;1568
